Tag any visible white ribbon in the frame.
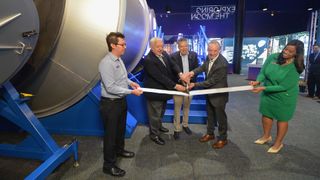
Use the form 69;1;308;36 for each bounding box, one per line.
139;85;253;96
139;87;189;96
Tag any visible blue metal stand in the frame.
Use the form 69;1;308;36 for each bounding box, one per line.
39;82;138;138
0;82;78;180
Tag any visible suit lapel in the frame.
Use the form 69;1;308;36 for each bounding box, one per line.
188;54;193;70
162;54;170;67
204;58;210;77
150;52;167;73
177;54;183;69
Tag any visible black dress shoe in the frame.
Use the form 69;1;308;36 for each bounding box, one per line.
117;149;135;158
103;166;126;177
151;136;165;145
183;126;192;135
159;126;169;133
173;131;180;140
306;95;314;98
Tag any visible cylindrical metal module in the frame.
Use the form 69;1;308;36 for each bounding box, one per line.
0;0;39;86
8;0;150;117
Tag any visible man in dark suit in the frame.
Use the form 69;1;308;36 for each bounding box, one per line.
307;44;320;99
187;40;229;149
170;38;199;139
143;37;186;145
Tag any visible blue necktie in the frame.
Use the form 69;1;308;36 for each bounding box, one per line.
314;52;319;62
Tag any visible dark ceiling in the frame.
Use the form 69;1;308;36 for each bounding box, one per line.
146;0;320;37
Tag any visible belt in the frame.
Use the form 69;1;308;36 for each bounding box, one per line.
101;96;125;101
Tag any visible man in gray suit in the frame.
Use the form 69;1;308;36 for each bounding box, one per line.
187;40;229;149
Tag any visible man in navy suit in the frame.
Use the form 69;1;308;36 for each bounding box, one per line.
170;38;199;139
187;40;229;149
143;37;186;145
307;44;320;99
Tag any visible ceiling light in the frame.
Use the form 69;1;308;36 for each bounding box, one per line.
261;3;268;11
306;0;315;11
271;11;274;16
165;5;171;14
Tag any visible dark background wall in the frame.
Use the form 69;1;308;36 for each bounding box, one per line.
146;0;320;37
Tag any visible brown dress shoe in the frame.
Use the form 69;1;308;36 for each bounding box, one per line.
199;134;215;142
212;140;228;149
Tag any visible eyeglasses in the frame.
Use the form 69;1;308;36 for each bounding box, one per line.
116;43;126;47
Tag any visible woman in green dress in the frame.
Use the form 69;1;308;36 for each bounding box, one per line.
249;40;305;153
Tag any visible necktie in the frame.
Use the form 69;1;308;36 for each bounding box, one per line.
158;56;166;67
314;52;320;62
208;60;214;74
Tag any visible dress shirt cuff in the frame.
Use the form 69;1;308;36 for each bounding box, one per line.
124;89;132;95
127;79;133;85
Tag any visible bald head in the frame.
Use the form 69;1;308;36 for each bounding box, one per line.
150;37;164;56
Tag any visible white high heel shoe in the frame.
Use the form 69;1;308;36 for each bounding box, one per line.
254;136;272;145
267;144;284;153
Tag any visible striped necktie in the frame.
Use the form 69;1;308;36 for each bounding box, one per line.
158;56;166;67
314;52;320;62
208;60;214;74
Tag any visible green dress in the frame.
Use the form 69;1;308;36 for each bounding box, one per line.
256;53;300;121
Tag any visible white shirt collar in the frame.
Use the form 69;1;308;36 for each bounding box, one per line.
180;52;189;57
210;55;219;63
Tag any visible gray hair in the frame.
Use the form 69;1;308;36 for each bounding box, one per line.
208;40;221;49
177;38;188;45
149;37;163;47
